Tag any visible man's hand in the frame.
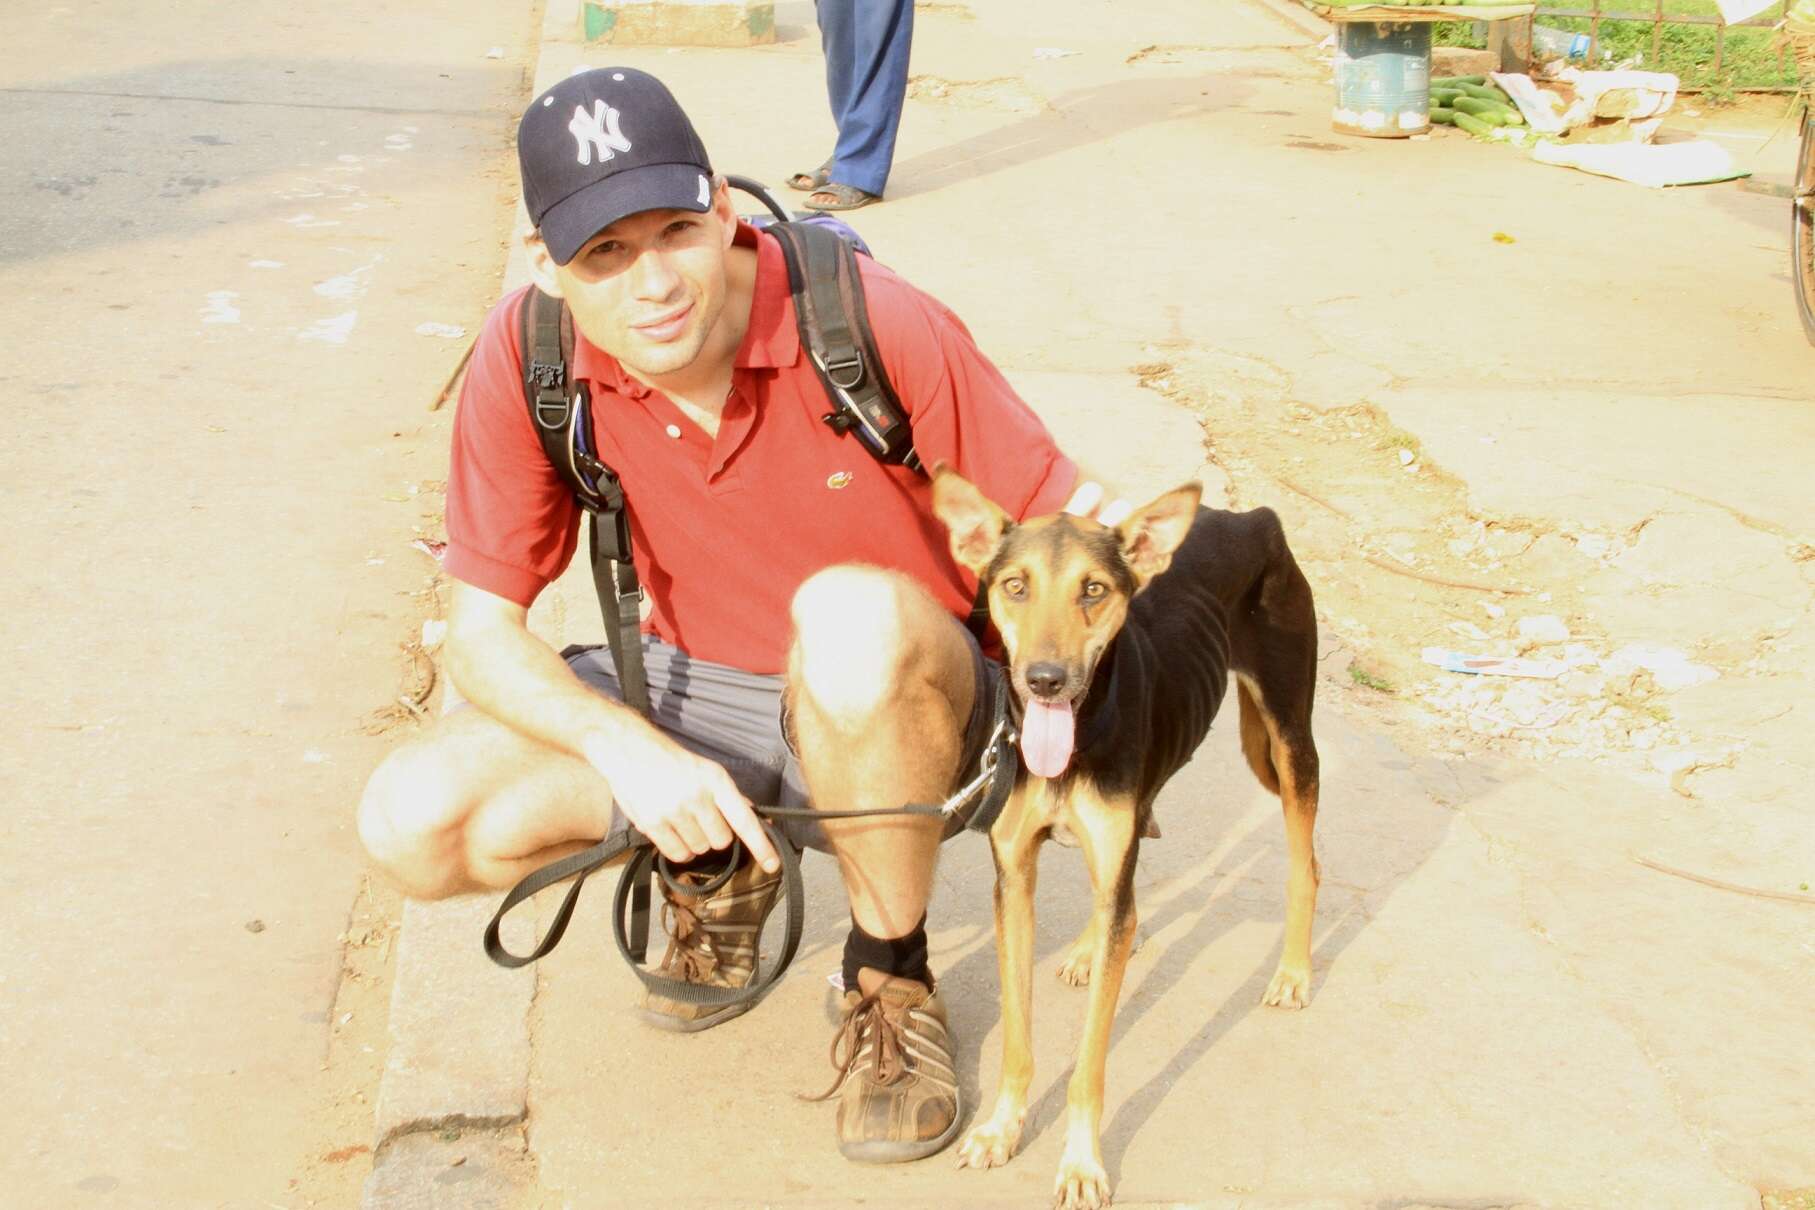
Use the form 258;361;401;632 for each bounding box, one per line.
1063;478;1134;528
581;731;782;873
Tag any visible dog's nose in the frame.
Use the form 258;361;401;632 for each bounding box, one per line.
1025;663;1067;699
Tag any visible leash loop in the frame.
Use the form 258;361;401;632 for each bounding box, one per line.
483;829;637;968
482;669;1020;1009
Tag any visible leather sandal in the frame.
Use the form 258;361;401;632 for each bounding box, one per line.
803;182;881;212
786;161;833;192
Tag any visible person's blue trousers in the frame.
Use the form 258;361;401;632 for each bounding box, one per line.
814;0;914;197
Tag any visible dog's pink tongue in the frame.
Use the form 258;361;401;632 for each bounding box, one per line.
1019;699;1076;779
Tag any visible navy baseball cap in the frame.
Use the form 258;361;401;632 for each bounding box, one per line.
518;67;715;265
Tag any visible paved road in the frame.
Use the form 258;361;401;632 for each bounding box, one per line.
0;4;531;1206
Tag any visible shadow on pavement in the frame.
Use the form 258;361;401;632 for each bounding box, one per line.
890;72;1258;200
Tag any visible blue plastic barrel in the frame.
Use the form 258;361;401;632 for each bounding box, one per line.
1333;21;1432;138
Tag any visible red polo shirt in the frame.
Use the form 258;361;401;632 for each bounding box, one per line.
444;222;1076;674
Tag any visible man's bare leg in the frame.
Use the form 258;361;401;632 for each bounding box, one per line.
787;564;975;1161
786;565;976;939
356;709;618;899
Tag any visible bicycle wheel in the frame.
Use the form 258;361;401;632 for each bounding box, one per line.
1795;109;1815;346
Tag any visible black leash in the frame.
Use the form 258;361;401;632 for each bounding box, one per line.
482;674;1018;1013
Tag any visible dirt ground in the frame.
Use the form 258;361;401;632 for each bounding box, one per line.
1138;349;1811;813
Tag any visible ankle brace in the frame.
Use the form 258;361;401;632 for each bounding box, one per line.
842;915;931;991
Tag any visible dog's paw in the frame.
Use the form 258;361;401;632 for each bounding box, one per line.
1057;925;1097;986
1262;962;1312;1009
1056;947;1093;986
1053;1153;1113;1209
956;1118;1023;1170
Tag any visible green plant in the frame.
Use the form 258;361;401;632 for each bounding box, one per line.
1432;19;1487;49
1430;1;1803;93
1349;663;1396;693
1380;427;1423;458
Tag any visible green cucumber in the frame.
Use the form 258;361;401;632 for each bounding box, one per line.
1453;112;1497;139
1431;87;1466;104
1456;82;1515;105
1430;107;1458;125
1433;75;1487;87
1452;97;1511;125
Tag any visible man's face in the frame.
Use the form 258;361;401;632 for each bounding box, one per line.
539;184;737;380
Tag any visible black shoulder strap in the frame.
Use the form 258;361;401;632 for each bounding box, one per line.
518;220;985;708
519;288;650;716
767;221;920;471
768;223;993;634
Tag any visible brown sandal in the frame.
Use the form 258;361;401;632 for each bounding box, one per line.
803;182;880;212
786;161;832;192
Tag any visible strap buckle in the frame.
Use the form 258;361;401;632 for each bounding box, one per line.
938;706;1015;820
532;372;570;432
822;355;864;392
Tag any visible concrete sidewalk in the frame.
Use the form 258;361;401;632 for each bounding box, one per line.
366;0;1813;1205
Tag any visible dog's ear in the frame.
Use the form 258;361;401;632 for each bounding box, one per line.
1115;482;1201;586
930;462;1012;575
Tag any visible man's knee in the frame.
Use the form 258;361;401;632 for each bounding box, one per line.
790;565;928;720
356;744;469;900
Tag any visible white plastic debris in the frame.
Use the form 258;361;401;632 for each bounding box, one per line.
300;311;359;344
410;538;448;564
421;619;447;649
200;291;240;325
485;46;504;59
1517;615;1571;644
1033;47;1079;59
1603;643;1718;691
1423;648;1570;679
1533;138;1745;188
415;321;467;339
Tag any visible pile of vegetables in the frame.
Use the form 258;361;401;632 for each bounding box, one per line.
1430;76;1528;141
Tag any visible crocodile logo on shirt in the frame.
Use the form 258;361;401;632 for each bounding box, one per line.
826;471;854;490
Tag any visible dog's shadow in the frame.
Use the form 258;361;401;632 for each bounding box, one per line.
911;705;1479;1184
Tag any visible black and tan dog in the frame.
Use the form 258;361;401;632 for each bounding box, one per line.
931;468;1321;1210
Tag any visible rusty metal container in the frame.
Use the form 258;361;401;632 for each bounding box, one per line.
1333;21;1432;138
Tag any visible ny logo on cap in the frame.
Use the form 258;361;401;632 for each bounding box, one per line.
568;99;632;166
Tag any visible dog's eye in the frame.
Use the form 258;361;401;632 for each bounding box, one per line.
1002;577;1026;599
1082;581;1107;599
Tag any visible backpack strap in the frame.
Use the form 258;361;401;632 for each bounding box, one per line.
518;214;988;689
767;221;920;471
519;288;651;717
766;222;993;636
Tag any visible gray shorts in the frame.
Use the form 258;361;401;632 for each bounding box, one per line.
560;633;1004;852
